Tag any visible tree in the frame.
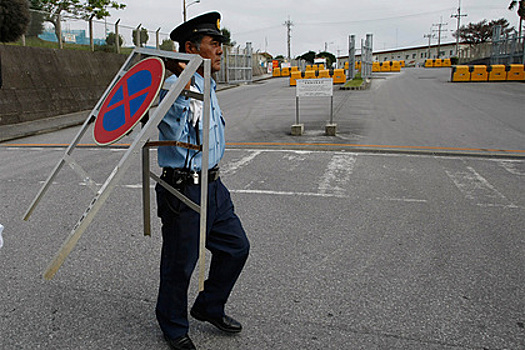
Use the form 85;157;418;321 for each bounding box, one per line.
105;31;122;46
508;0;525;38
34;0;125;48
160;39;175;51
27;0;45;37
316;51;336;67
454;18;513;46
298;51;316;64
220;27;236;46
0;0;31;42
132;27;149;47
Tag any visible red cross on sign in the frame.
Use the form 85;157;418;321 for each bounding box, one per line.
93;57;165;146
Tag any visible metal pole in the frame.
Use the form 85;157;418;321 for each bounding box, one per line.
198;58;211;292
89;15;95;52
115;19;121;54
135;24;141;48
156;28;161;50
183;0;187;21
296;96;299;125
330;95;334;125
348;35;356;80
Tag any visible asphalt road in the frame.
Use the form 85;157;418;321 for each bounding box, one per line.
0;68;524;350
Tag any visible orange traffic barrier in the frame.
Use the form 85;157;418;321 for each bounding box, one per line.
289;71;302;86
381;61;391;72
332;69;346;84
391;61;401;72
488;65;506;81
506;64;525;81
442;58;452;67
272;67;281;77
372;62;381;72
318;69;331;79
424;59;433;68
304;69;316;79
470;65;488;81
451;65;470;82
281;67;290;77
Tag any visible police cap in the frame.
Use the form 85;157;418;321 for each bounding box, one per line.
170;11;226;45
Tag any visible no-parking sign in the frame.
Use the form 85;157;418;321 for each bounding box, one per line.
93;57;165;145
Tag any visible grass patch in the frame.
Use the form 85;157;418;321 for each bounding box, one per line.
343;73;364;88
7;36;133;54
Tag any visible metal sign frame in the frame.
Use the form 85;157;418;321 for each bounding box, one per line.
23;48;212;291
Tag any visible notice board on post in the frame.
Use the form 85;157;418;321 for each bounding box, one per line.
294;78;335;135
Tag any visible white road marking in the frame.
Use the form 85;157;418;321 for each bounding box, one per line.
220;150;262;175
318;153;357;195
495;160;525;176
446;166;517;208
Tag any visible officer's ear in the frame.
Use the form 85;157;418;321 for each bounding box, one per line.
185;40;198;54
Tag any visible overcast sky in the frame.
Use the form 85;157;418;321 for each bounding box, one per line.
105;0;521;57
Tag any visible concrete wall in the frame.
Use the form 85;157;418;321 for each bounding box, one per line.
0;45;127;126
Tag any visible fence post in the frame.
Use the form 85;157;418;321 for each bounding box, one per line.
89;15;95;52
115;19;121;54
156;28;160;50
57;13;63;49
135;24;141;48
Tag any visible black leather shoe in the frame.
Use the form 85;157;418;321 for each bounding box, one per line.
190;307;242;334
164;334;196;350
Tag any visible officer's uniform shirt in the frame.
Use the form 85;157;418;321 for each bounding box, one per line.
157;72;225;171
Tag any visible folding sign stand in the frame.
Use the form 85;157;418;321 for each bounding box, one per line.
23;48;212;291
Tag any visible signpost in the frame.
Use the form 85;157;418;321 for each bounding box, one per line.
293;78;336;136
23;48;212;291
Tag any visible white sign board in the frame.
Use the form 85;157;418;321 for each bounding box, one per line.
296;78;333;97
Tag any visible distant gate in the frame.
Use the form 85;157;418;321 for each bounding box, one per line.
217;43;253;84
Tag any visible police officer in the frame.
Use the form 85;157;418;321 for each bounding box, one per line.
155;12;250;350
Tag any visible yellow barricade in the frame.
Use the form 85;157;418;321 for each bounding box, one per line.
381;61;391;72
304;70;317;79
488;65;506;81
319;64;325;71
442;58;452;67
451;65;470;82
332;69;346;84
507;64;525;81
281;67;290;77
470;65;488;81
306;65;313;71
318;69;331;79
424;59;433;68
433;59;443;68
391;61;401;72
355;61;362;70
372;61;381;72
291;66;299;72
289;71;302;86
400;60;405;67
272;67;281;77
344;62;349;70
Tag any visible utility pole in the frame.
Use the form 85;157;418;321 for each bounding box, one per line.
451;0;467;58
283;16;293;60
424;31;434;59
432;18;448;58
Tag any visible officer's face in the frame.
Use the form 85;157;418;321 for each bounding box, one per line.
187;35;223;73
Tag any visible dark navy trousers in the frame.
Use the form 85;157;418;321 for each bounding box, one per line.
155;178;250;339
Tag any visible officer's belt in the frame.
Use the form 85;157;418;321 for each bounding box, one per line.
161;166;220;186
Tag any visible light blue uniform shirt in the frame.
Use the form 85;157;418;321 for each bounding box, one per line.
157;72;225;171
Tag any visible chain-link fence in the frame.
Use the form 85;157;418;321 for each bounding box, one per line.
20;9;173;53
216;43;253;84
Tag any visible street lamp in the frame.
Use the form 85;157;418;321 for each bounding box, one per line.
183;0;201;22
